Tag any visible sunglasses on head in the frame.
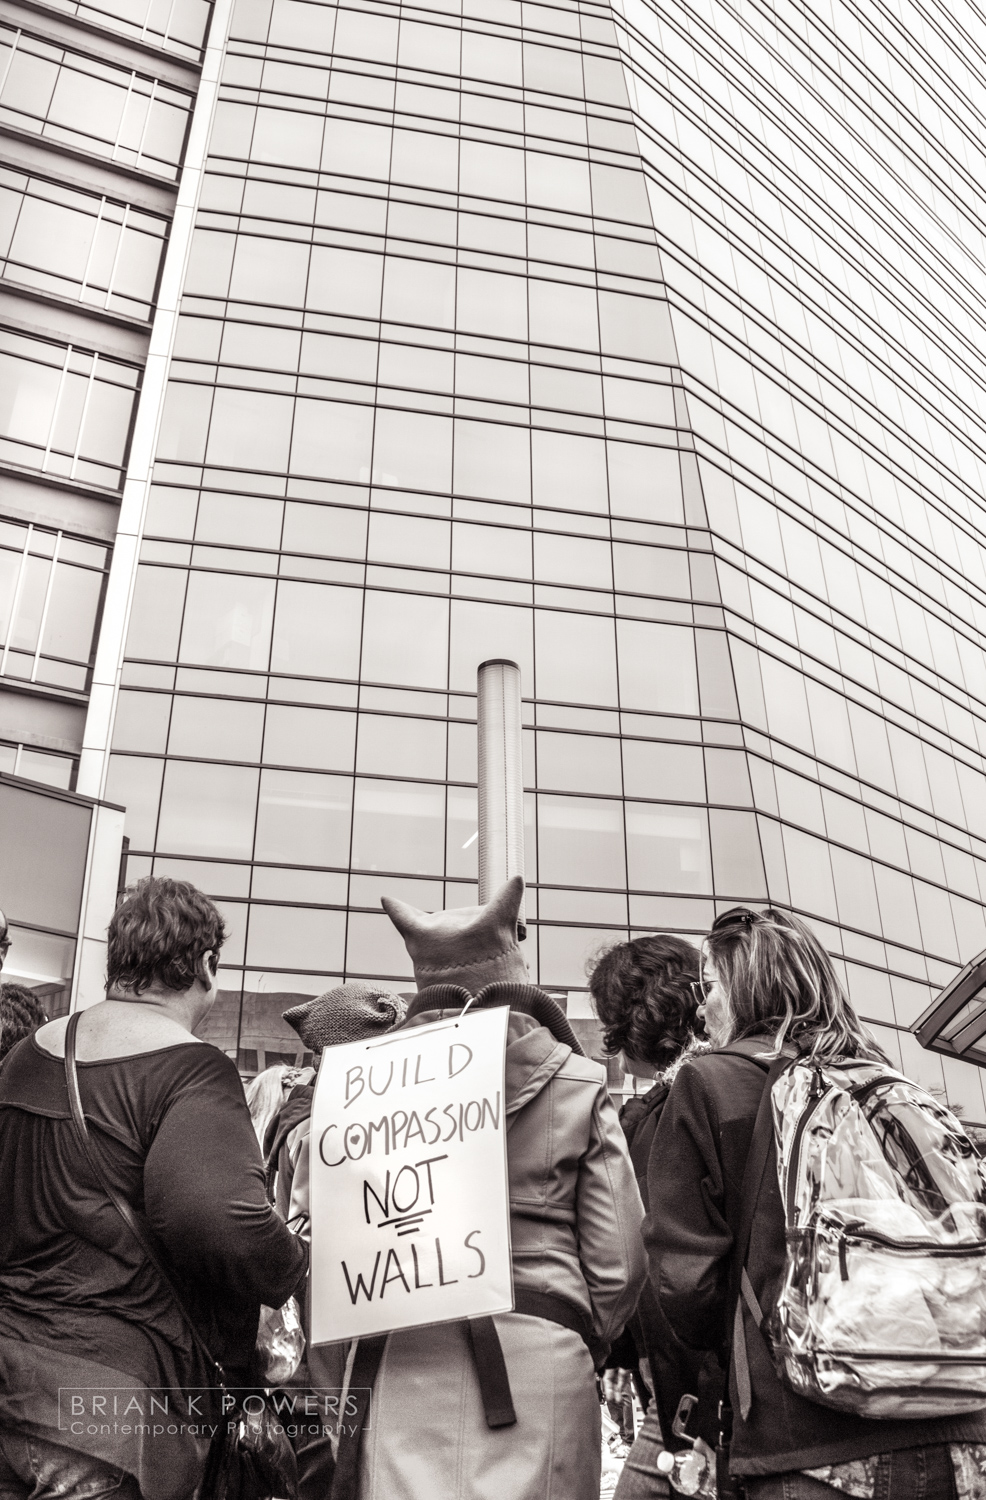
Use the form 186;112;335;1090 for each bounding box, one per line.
710;905;787;934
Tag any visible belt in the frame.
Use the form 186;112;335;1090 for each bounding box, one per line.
329;1293;606;1500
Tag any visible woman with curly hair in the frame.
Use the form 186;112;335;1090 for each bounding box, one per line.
589;933;717;1499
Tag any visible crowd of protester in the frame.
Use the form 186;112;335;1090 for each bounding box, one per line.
1;874;985;1500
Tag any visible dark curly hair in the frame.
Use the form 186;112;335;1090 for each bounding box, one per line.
0;982;48;1061
588;934;704;1067
107;877;227;997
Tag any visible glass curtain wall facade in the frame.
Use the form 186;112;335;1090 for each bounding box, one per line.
0;0;210;1002
9;0;986;1116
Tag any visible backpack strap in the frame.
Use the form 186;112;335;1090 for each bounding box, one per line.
727;1049;797;1421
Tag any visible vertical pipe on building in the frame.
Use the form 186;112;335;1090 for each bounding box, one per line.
477;659;526;940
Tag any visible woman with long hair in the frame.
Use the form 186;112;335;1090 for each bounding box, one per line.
645;905;986;1500
245;1062;299;1147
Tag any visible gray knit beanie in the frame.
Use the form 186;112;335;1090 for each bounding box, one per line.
282;983;406;1051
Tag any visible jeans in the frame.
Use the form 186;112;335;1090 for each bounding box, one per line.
744;1444;959;1500
613;1403;672;1500
0;1435;143;1500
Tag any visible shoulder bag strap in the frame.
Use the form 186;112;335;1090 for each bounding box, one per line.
63;1010;225;1383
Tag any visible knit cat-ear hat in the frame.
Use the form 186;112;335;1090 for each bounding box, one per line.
282;982;406;1051
381;875;528;995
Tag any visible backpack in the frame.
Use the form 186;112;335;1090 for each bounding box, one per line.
734;1050;986;1421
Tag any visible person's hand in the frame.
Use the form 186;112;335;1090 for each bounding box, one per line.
601;1368;634;1405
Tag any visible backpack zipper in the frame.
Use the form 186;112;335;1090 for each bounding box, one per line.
829;1223;986;1256
786;1070;830;1226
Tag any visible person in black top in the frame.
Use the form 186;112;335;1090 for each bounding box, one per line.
646;906;986;1500
589;934;718;1498
0;877;307;1500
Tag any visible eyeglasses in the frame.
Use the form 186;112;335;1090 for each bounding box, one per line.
690;978;713;1005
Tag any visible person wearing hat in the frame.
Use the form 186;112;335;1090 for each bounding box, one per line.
327;875;646;1500
263;983;407;1500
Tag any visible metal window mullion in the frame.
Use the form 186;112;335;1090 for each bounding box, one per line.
112;72;137;161
0;29;22;100
1;524;33;676
78;196;107;301
70;354;99;480
103;203;130;309
160;0;179;50
41;346;72;472
30;532;61;683
133;78;157;170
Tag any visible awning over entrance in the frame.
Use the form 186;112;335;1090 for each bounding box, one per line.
915;950;986;1067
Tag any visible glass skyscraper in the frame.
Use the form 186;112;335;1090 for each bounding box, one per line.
4;0;986;1115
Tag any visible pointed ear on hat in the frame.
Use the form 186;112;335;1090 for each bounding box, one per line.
487;874;524;927
381;875;528;994
379;894;426;940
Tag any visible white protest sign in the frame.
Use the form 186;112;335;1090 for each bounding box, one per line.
310;1005;513;1344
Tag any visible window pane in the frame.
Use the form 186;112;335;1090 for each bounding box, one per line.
453;420;530;503
104;753;163;846
535;612;617;705
246;904;345;970
372;409;452;493
617;621;698;714
263;704;356;771
206;388;293;472
356;715;446;779
290;398;373;482
613;543;689;597
452;522;531;578
179;572;275;670
608;445;683;522
626;804;711;894
446;787;478;878
196;494;284;549
361;592;449;689
537;794;625;888
367;514;450;569
351;778;445;875
157;760;259;858
704;749;752;806
229;233;310;306
709;809;767;900
40;564;103;663
255;768;352;865
270;580;362;678
622;740;704;801
16;747;73;789
112;690;172;753
345;911;415;979
532;432;608;513
536;731;621;794
534;532;612;588
126;565;187;661
168;696;264;760
282;503;367;559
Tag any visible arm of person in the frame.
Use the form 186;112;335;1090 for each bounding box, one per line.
642;1061;730;1355
575;1077;647;1342
143;1051;308;1310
